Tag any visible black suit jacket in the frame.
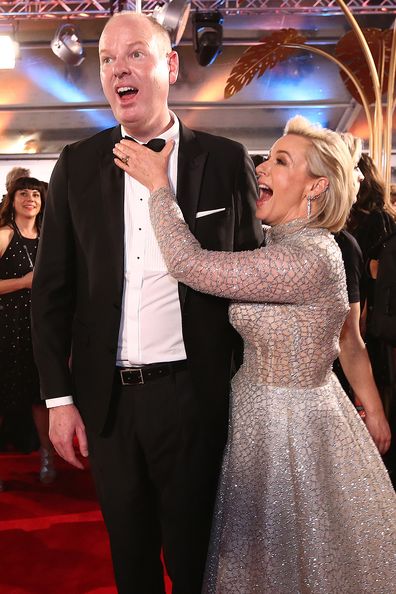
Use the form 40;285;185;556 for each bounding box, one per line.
31;121;263;435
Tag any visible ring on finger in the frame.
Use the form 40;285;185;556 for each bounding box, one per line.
121;155;129;166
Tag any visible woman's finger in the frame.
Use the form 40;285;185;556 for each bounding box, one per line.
113;146;133;168
162;139;175;158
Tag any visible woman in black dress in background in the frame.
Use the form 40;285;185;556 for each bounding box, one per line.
0;177;56;490
346;154;396;484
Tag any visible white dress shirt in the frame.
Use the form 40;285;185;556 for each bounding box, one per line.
117;114;186;365
47;112;186;408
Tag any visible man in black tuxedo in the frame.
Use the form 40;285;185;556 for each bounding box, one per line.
31;12;263;594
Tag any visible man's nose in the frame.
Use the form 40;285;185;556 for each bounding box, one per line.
113;57;131;78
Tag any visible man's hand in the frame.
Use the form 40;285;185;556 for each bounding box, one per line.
49;404;89;469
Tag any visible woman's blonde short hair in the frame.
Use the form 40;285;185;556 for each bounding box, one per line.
339;132;362;165
284;116;355;232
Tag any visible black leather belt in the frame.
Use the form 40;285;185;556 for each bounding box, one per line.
116;360;187;386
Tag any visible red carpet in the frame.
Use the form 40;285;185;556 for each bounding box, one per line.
0;452;172;594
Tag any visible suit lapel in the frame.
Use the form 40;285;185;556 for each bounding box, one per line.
177;121;208;308
177;121;207;234
99;126;125;290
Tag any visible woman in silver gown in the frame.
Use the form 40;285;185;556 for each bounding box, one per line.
113;116;396;594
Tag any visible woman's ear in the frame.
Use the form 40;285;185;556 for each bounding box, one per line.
310;177;329;199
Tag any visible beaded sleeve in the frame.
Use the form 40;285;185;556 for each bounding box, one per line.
149;187;339;304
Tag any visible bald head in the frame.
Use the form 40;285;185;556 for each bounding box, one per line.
98;10;179;140
100;12;172;54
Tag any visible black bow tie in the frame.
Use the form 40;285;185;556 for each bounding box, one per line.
124;136;165;152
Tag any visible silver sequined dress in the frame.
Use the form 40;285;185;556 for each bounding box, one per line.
149;188;396;594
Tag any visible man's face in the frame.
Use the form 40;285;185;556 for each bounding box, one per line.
99;15;178;140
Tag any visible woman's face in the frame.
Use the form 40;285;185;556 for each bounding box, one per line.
255;134;320;225
352;162;364;201
13;188;41;219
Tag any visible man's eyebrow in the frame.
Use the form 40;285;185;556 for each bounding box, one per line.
99;41;148;54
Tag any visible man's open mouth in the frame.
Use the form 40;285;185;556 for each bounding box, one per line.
117;86;138;98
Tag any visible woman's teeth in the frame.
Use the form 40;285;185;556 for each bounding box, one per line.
258;184;273;200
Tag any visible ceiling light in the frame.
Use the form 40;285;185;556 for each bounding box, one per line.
192;11;223;67
153;0;191;47
0;25;18;69
23;138;40;154
51;24;85;67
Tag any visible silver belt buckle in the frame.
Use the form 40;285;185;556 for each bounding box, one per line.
120;368;144;386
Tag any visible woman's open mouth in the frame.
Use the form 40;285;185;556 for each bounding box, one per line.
257;184;273;203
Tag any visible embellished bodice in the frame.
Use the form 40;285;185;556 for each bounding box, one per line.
229;222;349;388
149;188;349;389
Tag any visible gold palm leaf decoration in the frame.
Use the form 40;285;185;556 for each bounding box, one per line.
335;28;394;105
224;29;307;99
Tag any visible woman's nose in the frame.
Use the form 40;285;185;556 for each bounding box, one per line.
256;161;268;179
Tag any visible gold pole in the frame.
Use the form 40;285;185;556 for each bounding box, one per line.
286;43;374;153
384;21;396;208
335;0;383;166
379;37;386;91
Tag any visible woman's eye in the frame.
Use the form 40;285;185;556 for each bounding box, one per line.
276;158;285;165
131;51;143;58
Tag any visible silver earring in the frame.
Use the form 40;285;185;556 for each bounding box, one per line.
307;195;312;218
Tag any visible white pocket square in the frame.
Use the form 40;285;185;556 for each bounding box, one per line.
196;208;226;219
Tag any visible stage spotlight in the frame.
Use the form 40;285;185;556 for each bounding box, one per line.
0;25;18;69
153;0;191;47
51;24;85;67
193;11;223;67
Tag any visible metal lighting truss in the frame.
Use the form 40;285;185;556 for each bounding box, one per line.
0;0;395;19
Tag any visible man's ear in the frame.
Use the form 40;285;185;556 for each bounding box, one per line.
168;50;179;85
